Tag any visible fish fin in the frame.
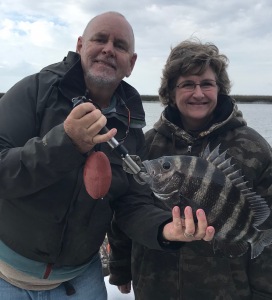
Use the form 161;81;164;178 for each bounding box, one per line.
214;147;271;227
213;229;272;259
228;169;243;180
202;144;231;170
251;229;272;259
221;162;237;176
247;194;270;227
201;143;212;160
213;239;249;258
202;143;221;162
217;158;232;173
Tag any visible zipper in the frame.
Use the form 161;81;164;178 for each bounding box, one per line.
187;145;192;153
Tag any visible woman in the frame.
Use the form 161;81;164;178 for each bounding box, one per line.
109;39;272;300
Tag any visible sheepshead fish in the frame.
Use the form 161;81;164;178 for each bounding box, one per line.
139;144;272;259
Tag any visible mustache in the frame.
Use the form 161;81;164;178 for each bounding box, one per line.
94;57;117;69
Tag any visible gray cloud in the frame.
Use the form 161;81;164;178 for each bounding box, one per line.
0;0;271;95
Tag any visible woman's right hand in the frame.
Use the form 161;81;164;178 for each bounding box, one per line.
162;206;215;242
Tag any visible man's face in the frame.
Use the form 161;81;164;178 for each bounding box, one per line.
76;13;137;88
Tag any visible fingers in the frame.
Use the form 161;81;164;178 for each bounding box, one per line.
91;127;117;145
68;102;106;132
162;206;183;241
203;226;215;242
64;102;117;153
194;209;207;239
172;206;183;228
163;206;215;243
184;206;195;237
69;102;97;119
184;207;215;242
195;209;215;241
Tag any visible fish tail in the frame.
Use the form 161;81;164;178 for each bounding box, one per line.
251;229;272;259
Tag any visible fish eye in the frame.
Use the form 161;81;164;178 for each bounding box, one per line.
162;161;171;170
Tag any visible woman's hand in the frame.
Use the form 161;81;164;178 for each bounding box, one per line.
162;206;215;242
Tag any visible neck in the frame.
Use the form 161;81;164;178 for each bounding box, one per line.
84;75;121;109
86;86;115;109
181;115;213;132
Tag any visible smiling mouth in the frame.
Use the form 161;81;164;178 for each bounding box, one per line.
95;60;116;69
188;102;208;105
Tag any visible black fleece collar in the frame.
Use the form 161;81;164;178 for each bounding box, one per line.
43;51;146;128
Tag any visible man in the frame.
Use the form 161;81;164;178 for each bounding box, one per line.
0;12;214;299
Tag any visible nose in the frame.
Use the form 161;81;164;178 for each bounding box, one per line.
102;42;115;56
193;84;204;97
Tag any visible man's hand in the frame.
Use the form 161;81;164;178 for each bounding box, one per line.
162;206;215;242
64;102;117;153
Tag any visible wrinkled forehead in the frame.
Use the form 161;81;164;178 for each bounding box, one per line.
84;13;135;51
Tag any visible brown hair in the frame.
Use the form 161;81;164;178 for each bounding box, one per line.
159;39;231;106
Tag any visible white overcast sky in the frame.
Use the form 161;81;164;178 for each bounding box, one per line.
0;0;272;95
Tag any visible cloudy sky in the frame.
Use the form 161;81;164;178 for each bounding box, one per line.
1;0;271;96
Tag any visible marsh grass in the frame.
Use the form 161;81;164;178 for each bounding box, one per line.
141;95;272;103
1;93;271;103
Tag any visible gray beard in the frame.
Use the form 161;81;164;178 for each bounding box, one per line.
85;71;117;88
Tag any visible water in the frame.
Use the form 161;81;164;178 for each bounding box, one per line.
143;102;272;145
235;103;272;145
106;102;272;299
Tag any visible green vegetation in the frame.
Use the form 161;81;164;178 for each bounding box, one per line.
141;95;272;103
1;93;271;103
230;95;272;103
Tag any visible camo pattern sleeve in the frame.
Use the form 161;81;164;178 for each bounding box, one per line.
217;124;272;298
248;245;272;299
247;134;272;299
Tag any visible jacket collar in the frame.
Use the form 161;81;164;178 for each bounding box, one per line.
154;94;246;141
44;51;146;128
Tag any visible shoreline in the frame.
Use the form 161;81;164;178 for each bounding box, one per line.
1;93;272;103
141;95;272;103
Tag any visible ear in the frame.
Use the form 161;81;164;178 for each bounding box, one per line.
76;36;83;53
125;53;137;77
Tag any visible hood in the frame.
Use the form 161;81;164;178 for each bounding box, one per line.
41;51;145;129
154;94;247;143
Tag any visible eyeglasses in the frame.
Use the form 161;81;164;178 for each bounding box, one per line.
176;80;217;92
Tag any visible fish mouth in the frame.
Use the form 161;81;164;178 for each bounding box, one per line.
142;160;155;174
135;172;153;185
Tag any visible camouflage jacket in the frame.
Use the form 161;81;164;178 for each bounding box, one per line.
108;95;272;300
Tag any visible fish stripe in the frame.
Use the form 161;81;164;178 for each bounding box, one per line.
143;143;272;258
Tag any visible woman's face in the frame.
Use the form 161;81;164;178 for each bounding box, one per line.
174;67;219;131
